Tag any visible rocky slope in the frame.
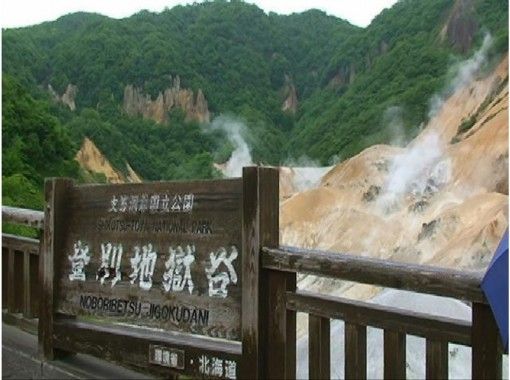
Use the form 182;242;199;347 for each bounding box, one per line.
281;52;508;292
75;137;142;183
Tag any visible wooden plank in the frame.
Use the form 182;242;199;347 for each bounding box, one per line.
2;206;44;230
266;270;296;379
54;179;243;340
7;249;24;313
384;330;406;379
2;234;40;255
39;177;74;360
286;290;472;346
2;247;8;307
309;314;330;379
24;251;31;317
262;246;485;303
53;318;242;379
240;167;279;379
345;323;366;380
425;339;448;379
7;248;15;313
14;250;26;313
472;302;502;379
29;252;40;318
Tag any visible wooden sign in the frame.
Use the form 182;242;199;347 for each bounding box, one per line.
55;179;243;340
40;167;280;379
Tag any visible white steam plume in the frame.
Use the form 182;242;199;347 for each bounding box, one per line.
378;34;493;212
429;33;493;119
283;155;334;192
209;116;253;178
385;106;406;147
387;133;443;196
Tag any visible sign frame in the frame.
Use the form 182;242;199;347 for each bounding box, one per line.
39;167;279;379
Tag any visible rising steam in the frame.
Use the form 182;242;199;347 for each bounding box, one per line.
428;33;493;119
209;116;253;177
378;33;493;212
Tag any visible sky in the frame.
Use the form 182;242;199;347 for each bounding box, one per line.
1;0;399;29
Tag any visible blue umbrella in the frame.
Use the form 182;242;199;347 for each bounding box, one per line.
481;228;508;352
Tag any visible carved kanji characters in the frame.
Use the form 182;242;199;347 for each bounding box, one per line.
138;194;149;212
160;194;170;212
171;194;182;212
109;195;119;212
129;195;139;212
205;246;238;298
149;194;160;213
182;194;194;212
119;195;129;212
96;242;123;287
162;245;195;294
129;243;157;290
68;240;91;281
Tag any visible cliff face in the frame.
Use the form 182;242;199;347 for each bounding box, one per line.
75;137;142;184
281;74;298;114
123;76;210;124
48;83;78;110
328;63;356;88
440;0;477;53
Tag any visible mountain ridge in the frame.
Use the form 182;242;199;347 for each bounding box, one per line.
2;0;508;210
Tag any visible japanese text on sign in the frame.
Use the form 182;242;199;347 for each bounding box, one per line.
109;193;194;214
68;241;239;297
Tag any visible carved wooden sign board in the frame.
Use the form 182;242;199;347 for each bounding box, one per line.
44;176;254;379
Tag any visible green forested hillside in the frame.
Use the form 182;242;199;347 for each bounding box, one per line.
291;0;508;162
2;75;80;209
2;0;508;208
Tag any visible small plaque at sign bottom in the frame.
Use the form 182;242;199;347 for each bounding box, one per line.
149;344;185;369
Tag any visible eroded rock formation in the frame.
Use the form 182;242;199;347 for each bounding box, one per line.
328;62;356;88
281;74;298;114
123;76;210;124
48;83;78;111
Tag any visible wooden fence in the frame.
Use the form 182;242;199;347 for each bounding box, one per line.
3;206;44;334
259;246;502;379
1;168;505;379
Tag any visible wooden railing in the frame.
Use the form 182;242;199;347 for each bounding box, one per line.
2;204;505;379
2;206;44;333
259;246;503;379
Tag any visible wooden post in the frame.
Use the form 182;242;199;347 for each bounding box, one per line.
309;314;330;379
345;323;367;380
2;247;8;307
39;178;74;360
241;167;280;379
30;252;40;318
7;248;16;313
23;250;32;317
266;269;296;379
425;339;448;379
384;330;406;379
472;302;502;379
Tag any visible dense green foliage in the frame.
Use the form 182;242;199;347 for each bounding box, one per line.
2;0;508;209
2;75;80;208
